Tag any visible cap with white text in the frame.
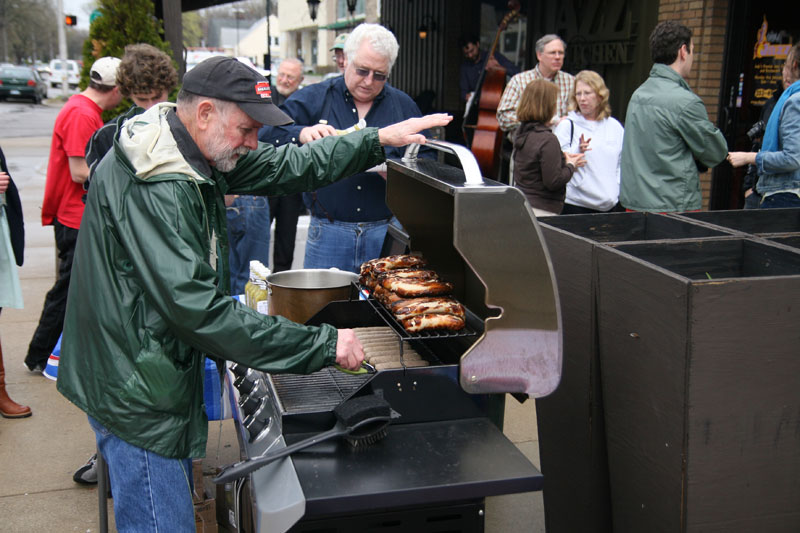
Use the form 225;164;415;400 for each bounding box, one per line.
181;56;292;126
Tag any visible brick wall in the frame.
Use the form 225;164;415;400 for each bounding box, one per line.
658;0;729;209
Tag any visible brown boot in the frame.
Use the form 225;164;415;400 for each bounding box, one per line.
0;340;32;418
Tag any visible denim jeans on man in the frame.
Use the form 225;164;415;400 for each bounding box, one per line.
88;416;195;532
227;195;270;295
303;216;389;273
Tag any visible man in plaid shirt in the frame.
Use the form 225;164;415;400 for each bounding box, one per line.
496;34;575;131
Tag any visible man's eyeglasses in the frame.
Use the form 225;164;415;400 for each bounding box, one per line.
353;67;388;81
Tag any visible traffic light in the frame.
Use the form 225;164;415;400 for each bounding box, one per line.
65;15;77;26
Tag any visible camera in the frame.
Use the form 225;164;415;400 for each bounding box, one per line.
747;119;766;141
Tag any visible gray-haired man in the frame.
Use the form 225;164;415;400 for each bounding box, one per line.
496;34;575;131
56;56;450;531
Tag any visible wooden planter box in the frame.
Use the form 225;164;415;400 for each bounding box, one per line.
536;213;729;533
595;238;800;532
543;211;731;242
675;207;800;235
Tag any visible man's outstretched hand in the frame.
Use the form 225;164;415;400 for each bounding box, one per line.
378;113;453;147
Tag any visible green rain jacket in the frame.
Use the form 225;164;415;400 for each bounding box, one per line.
57;103;385;459
620;63;728;212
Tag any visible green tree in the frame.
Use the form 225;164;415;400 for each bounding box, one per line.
182;11;204;48
81;0;175;118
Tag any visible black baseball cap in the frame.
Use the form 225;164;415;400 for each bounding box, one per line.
182;56;293;126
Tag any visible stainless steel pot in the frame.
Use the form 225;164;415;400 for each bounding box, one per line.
266;269;359;324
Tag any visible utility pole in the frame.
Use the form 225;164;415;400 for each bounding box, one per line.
56;0;69;94
265;0;272;76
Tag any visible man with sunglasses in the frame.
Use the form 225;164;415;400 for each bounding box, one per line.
259;23;427;273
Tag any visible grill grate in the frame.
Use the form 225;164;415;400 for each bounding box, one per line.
270;368;370;414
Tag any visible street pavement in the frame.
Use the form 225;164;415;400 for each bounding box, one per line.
0;98;543;532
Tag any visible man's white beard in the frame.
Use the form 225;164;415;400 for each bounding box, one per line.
206;121;249;173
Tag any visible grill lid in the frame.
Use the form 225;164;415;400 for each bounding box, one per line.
386;141;562;397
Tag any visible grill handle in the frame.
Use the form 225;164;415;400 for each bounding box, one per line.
402;140;484;185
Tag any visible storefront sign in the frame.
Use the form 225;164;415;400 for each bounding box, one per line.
560;1;637;70
750;16;792;106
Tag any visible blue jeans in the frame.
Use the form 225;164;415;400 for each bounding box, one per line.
88;416;195;532
227;195;270;295
303;216;390;273
759;192;800;209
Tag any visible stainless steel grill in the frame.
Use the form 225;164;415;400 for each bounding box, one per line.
224;140;562;533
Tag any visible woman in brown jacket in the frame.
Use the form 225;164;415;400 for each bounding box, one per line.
513;79;585;216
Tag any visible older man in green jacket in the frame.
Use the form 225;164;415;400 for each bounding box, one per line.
620;21;728;212
56;56;450;532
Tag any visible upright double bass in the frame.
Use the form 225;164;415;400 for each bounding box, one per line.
462;1;521;181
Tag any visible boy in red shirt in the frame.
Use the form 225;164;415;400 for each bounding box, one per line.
24;57;122;373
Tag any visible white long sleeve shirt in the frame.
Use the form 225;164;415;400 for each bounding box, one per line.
554;111;624;212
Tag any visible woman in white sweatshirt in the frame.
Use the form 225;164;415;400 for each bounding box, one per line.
554;70;625;214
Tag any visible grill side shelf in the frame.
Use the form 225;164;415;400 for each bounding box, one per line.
355;282;483;341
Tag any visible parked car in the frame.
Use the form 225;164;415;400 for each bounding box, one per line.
0;66;48;104
49;59;80;89
35;62;52;82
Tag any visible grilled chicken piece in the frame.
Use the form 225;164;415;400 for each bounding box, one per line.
368;254;427;274
359;273;379;290
373;285;403;305
400;313;465;332
390;297;465;319
359;257;382;276
380;277;454;298
376;268;438;281
362;268;438;293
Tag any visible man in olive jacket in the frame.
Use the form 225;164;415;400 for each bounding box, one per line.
56;56;450;531
620;21;728;212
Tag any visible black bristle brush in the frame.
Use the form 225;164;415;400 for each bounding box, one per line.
213;394;393;484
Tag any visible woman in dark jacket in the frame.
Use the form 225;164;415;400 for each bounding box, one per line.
513;79;585;215
0;146;31;418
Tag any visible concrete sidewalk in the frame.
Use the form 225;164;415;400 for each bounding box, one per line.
0;133;544;533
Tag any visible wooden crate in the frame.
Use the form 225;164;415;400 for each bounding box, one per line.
536;213;729;533
596;238;800;532
674;207;800;235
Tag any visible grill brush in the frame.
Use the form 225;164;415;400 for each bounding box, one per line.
213;394;393;484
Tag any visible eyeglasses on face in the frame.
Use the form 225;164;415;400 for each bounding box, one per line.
353;67;388;81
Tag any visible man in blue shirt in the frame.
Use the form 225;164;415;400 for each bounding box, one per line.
259;23;425;273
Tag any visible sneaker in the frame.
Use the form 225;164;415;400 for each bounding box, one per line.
23;361;45;375
42;354;59;381
73;453;98;485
